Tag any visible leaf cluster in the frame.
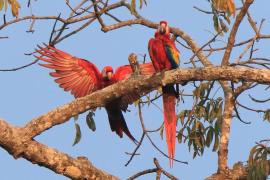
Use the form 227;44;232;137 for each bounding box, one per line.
130;0;147;14
208;0;235;34
248;144;270;180
72;111;96;146
0;0;20;17
177;82;223;158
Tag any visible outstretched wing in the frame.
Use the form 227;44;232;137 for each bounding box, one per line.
36;45;102;98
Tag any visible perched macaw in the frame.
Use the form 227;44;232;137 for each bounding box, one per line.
35;45;155;143
148;21;180;167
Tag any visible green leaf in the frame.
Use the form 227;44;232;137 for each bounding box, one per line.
193;151;197;159
213;14;219;32
134;99;140;107
177;128;184;144
178;110;186;125
0;0;4;11
139;0;147;9
209;106;216;122
212;132;219;152
139;0;143;9
131;0;136;14
86;111;96;132
195;135;203;149
160;124;164;140
143;0;147;6
146;95;150;106
248;145;259;166
188;138;193;152
205;127;214;147
214;119;220;134
263;110;270;122
72;123;81;146
192;86;201;101
254;147;264;163
216;101;223;119
184;127;191;143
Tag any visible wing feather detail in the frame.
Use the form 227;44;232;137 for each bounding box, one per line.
36;45;102;98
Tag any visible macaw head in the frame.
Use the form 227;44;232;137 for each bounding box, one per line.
102;66;114;81
158;21;169;35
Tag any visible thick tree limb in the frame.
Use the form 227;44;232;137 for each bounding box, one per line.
217;85;235;174
0;119;119;180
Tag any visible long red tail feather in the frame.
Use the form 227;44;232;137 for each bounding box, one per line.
162;86;177;167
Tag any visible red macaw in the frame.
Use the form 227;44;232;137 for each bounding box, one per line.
148;21;180;167
35;45;155;143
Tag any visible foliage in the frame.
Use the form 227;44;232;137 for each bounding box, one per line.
86;111;96;132
0;0;20;17
248;144;270;180
130;0;147;14
72;111;96;146
207;0;236;34
211;0;235;16
72;122;82;146
263;110;270;122
176;82;223;158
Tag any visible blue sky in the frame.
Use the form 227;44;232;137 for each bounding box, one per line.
0;0;269;179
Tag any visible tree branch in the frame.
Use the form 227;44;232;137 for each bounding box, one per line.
0;119;118;180
21;66;270;139
221;0;254;66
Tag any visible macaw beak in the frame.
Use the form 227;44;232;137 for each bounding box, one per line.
159;25;166;34
106;71;113;80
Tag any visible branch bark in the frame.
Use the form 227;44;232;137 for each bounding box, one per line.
0;119;119;180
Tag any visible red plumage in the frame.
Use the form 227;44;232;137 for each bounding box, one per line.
148;21;180;167
36;44;155;143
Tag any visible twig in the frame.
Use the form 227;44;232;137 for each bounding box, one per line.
125;133;146;166
221;0;254;66
127;168;159;180
49;13;61;45
249;95;270;103
127;158;179;180
138;103;188;164
0;59;39;72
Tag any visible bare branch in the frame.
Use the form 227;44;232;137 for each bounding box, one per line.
0;59;39;72
221;0;254;66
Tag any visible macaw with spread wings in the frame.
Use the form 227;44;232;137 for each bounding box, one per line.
35;45;155;143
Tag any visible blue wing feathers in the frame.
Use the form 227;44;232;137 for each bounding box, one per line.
165;45;179;69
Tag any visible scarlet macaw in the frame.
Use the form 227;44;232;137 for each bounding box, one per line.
35;45;155;143
148;21;180;167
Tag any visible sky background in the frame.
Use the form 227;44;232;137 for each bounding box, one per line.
0;0;269;179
